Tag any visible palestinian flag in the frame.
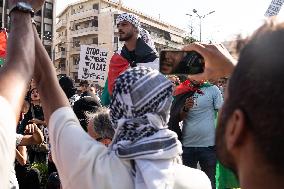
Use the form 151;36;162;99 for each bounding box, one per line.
101;54;129;105
0;29;7;65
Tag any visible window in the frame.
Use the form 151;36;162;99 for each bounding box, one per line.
35;10;42;16
93;4;99;10
44;2;53;19
84;22;89;28
44;24;52;32
114;14;119;25
93;37;98;45
44;45;52;58
74;73;80;83
73;39;80;47
44;23;52;41
114;36;118;43
92;17;98;27
73;56;80;65
60;47;66;52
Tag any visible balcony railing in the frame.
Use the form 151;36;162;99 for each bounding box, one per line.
70;46;81;54
55;20;67;31
54;35;67;45
70;26;98;37
55;51;66;60
70;9;98;21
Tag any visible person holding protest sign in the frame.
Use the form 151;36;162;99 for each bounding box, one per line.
101;13;159;105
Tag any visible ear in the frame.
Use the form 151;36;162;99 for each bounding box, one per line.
225;109;247;151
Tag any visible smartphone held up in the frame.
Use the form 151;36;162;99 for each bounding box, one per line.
159;50;205;75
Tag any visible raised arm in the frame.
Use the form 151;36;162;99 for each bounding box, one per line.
0;0;44;119
183;43;236;81
32;25;69;123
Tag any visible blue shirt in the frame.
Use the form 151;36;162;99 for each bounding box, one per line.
182;85;223;147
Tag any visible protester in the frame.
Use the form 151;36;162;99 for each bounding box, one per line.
15;124;44;189
101;12;159;105
73;96;102;131
89;84;101;102
87;107;114;146
0;1;244;188
0;0;44;187
79;80;94;98
59;76;80;107
175;78;222;188
32;22;212;188
46;172;61;189
215;20;284;189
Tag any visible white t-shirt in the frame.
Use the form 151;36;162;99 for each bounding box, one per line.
0;96;17;189
49;107;211;189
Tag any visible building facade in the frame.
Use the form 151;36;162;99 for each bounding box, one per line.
0;0;55;58
54;0;185;84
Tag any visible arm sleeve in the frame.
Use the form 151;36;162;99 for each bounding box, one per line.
212;86;224;110
48;107;133;189
0;96;16;189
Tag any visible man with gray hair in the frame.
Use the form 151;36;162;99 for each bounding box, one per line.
101;12;159;105
87;107;114;146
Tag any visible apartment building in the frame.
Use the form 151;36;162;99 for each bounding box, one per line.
0;0;55;58
54;0;185;84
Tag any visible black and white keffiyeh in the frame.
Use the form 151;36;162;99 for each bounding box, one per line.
116;12;141;29
116;13;157;53
109;66;182;189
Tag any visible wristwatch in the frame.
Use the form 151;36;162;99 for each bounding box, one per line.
9;2;35;17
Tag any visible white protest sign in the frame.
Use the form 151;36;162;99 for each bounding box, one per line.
265;0;284;17
78;45;109;86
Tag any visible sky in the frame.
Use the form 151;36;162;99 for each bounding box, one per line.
56;0;284;42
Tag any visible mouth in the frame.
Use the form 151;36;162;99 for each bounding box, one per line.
161;64;172;73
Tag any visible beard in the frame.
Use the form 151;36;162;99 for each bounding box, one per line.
119;31;134;41
216;106;237;174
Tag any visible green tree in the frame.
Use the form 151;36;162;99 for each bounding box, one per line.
183;36;198;44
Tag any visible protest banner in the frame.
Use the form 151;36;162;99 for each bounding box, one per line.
265;0;284;17
78;45;109;86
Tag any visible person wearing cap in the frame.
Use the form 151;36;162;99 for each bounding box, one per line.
101;12;159;106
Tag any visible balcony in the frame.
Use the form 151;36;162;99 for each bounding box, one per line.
71;64;79;72
54;35;67;45
70;9;98;22
56;20;67;31
70;26;98;37
55;51;66;60
70;46;81;55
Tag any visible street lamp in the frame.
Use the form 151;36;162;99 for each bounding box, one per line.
192;9;215;42
185;14;193;36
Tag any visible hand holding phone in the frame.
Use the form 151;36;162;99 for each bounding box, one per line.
182;43;236;80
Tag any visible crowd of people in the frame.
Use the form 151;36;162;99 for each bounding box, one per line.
1;0;284;189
